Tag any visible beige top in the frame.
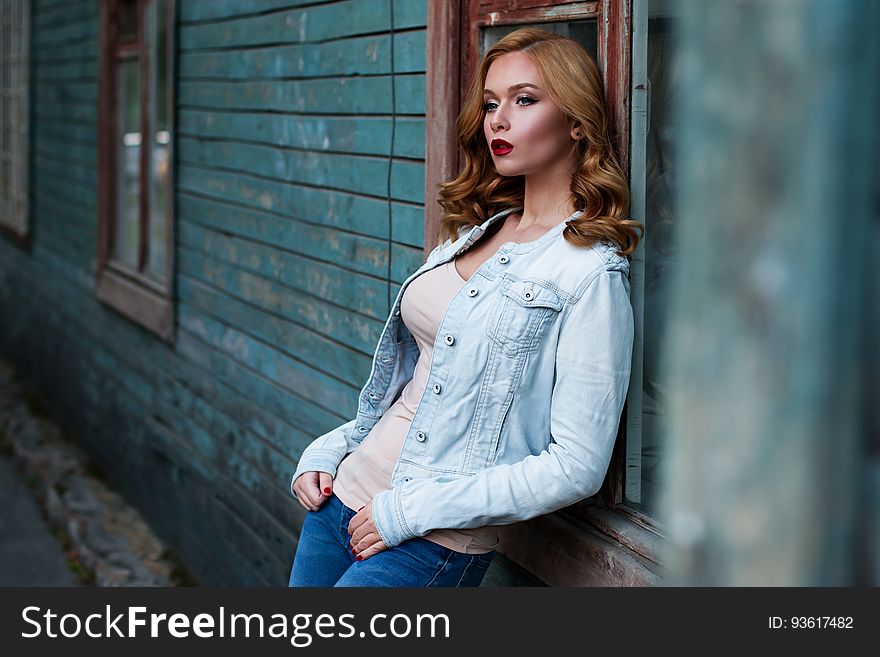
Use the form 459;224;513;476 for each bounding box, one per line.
333;258;500;554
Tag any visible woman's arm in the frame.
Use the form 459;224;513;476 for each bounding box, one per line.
289;418;358;497
369;264;635;548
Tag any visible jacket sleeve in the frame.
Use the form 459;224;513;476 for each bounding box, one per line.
289;418;359;500
369;264;634;548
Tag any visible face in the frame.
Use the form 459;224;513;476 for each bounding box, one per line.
482;51;577;177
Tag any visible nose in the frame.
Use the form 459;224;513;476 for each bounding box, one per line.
490;105;509;132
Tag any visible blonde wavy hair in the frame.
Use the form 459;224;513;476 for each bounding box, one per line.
435;27;643;257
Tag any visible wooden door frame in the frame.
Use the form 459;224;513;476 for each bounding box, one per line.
423;0;660;586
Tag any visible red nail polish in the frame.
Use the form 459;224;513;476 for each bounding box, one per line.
355;555;363;561
323;487;331;494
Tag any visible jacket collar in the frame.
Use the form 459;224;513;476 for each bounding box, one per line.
453;206;585;256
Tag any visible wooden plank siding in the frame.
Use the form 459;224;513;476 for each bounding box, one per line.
0;0;546;585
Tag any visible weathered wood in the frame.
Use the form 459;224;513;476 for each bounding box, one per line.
1;0;658;588
177;166;391;238
500;512;660;586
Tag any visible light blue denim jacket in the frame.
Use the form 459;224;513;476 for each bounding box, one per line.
290;206;634;549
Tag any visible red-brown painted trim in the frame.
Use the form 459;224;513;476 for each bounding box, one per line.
137;0;149;272
424;0;462;257
97;0;115;272
163;0;176;293
600;0;631;176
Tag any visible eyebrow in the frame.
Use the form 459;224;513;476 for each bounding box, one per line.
482;82;541;95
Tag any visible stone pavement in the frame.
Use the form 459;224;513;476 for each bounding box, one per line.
0;452;77;586
0;357;190;586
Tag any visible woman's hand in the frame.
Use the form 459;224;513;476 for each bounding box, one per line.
348;499;388;560
292;471;334;512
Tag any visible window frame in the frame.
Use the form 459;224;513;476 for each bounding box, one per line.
425;0;663;585
96;0;176;342
0;0;31;247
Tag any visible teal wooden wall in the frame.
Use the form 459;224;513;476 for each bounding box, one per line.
0;0;435;586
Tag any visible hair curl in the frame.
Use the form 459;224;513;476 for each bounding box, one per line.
435;27;643;257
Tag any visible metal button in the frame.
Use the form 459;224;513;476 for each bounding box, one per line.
381;355;392;363
499;255;510;264
523;289;534;301
368;392;379;402
394;308;400;316
358;426;368;433
403;476;412;482
444;334;454;345
432;382;441;394
415;431;426;442
467;287;478;297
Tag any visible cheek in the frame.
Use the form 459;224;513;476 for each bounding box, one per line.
522;113;570;153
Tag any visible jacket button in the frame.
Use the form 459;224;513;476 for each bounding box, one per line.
432;382;441;394
358;426;368;433
403;476;412;482
415;431;426;442
444;334;454;345
394;309;400;316
523;289;534;301
499;255;510;264
467;287;478;297
382;355;392;363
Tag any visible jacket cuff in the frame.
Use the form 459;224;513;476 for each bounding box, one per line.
370;487;414;548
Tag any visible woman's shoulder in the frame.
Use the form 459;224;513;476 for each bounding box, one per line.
555;236;630;276
590;239;630;274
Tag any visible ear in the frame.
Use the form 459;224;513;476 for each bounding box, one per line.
569;121;583;142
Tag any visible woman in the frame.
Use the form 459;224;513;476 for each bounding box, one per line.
288;27;643;587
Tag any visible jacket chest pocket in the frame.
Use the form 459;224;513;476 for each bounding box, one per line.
486;278;564;356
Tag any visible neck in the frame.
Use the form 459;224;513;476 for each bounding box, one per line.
518;153;579;230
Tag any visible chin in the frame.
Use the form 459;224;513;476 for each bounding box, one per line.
495;162;525;178
492;160;523;176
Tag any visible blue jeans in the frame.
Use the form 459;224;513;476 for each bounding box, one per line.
288;493;496;587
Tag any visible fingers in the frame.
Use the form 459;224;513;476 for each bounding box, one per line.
294;472;322;512
350;530;380;555
346;504;366;537
346;501;386;560
318;472;333;498
351;534;387;561
348;505;376;554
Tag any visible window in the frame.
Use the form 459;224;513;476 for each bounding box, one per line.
97;0;175;341
425;2;630;252
0;0;30;244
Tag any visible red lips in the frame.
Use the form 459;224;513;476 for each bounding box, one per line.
491;138;513;155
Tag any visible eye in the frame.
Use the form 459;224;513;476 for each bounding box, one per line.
482;96;538;112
